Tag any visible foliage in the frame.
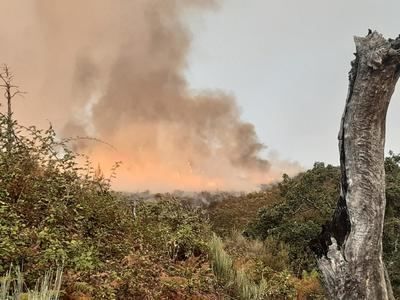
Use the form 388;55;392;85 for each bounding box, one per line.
240;155;400;298
207;189;282;237
383;152;400;297
0;121;135;280
244;163;339;274
135;198;211;261
104;197;223;299
0;108;223;298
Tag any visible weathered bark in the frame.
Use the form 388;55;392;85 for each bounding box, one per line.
310;31;400;299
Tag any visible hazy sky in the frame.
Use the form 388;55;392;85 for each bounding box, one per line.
186;0;400;168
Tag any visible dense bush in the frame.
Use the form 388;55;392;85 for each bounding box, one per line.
383;152;400;297
0;117;125;296
243;157;400;297
207;189;282;237
93;197;222;299
0;108;225;298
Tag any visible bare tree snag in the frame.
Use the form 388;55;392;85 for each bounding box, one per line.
0;65;24;152
310;31;400;299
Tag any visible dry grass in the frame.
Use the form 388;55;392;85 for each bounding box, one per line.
209;234;269;300
0;266;63;300
209;234;234;284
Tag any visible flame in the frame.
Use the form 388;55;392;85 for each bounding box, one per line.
79;147;280;192
81;145;290;192
73;123;301;192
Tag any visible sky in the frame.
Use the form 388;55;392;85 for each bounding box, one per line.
186;0;400;168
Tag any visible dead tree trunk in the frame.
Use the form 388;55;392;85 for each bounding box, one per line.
0;65;24;153
310;31;400;299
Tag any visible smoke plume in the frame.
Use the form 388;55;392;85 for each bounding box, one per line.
0;0;300;191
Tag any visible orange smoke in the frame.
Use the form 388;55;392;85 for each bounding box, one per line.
81;121;279;192
0;0;301;191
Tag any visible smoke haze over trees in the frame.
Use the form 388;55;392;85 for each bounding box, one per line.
0;0;301;191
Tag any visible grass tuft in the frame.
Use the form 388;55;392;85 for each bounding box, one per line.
209;233;268;300
209;234;234;284
0;266;63;300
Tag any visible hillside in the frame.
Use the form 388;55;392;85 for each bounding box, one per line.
1;108;400;299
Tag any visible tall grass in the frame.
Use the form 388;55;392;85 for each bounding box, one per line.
0;266;63;300
235;268;267;300
0;269;11;300
209;234;267;300
209;234;234;284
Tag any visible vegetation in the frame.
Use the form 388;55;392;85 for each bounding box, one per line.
1;265;63;300
245;163;340;274
209;233;300;300
0;68;223;299
1;68;400;299
0;123;222;299
208;157;400;299
207;190;282;237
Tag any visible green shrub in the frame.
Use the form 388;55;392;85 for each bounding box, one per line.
0;88;222;298
135;198;211;261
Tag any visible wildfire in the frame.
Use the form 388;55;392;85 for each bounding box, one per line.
83;146;282;192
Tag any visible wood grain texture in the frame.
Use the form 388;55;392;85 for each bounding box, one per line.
311;31;400;300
